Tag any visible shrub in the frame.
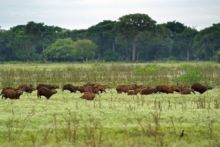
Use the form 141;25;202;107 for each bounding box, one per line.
216;50;220;63
135;64;159;75
176;64;204;84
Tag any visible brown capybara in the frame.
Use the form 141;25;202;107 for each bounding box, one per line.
62;84;78;93
78;85;94;93
1;89;23;99
36;84;59;90
93;84;109;94
1;87;17;96
191;83;210;94
127;90;139;95
140;87;157;95
80;92;96;100
180;87;195;95
156;84;175;94
174;85;190;93
116;85;129;93
37;87;57;99
116;84;139;93
83;82;96;87
17;84;34;93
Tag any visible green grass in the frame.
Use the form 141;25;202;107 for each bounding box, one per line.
0;62;220;146
0;89;220;146
0;61;220;87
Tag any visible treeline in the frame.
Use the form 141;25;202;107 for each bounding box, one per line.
0;13;220;62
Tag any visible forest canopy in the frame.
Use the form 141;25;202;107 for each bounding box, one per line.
0;13;220;62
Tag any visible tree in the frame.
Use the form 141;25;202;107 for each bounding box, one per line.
135;29;172;60
193;23;220;60
87;20;117;59
74;39;97;61
115;13;156;61
164;21;186;35
43;38;75;61
216;50;220;63
172;28;198;60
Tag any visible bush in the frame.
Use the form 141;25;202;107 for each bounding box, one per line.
216;50;220;63
43;38;75;61
135;64;159;75
176;64;204;84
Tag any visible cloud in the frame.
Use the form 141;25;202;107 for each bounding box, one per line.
0;0;219;30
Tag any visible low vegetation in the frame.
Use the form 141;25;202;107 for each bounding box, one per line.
0;62;219;146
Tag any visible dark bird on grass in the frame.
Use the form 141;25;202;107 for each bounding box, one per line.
180;130;184;138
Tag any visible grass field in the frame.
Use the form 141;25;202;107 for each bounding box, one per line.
0;62;220;147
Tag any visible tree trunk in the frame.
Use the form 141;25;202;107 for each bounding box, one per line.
132;42;136;61
136;51;140;61
112;43;115;52
186;48;190;61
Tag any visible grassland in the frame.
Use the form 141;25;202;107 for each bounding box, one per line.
0;62;220;147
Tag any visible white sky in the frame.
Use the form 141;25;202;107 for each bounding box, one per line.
0;0;220;30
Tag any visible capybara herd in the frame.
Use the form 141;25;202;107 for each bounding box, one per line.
0;82;213;100
116;83;212;95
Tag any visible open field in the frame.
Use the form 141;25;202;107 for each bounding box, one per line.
0;61;220;87
0;62;220;146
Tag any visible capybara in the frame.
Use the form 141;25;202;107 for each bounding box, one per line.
80;92;96;100
78;85;94;93
1;87;17;96
140;87;157;95
36;84;59;90
93;84;109;94
156;84;175;94
116;85;129;93
1;89;23;99
17;84;34;93
116;84;140;93
127;90;139;95
62;84;78;93
37;87;57;99
191;83;209;94
180;87;195;95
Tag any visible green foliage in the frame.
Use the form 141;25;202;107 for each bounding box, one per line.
74;39;97;61
103;50;120;61
135;30;172;60
216;50;220;63
177;64;204;84
193;23;220;60
43;38;97;61
135;64;159;75
165;21;186;34
115;13;156;41
0;15;220;62
43;38;75;61
115;13;157;61
87;20;116;58
172;28;198;60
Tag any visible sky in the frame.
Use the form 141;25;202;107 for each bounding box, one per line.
0;0;220;30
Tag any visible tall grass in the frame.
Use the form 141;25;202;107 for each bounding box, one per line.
0;62;219;88
0;62;220;146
